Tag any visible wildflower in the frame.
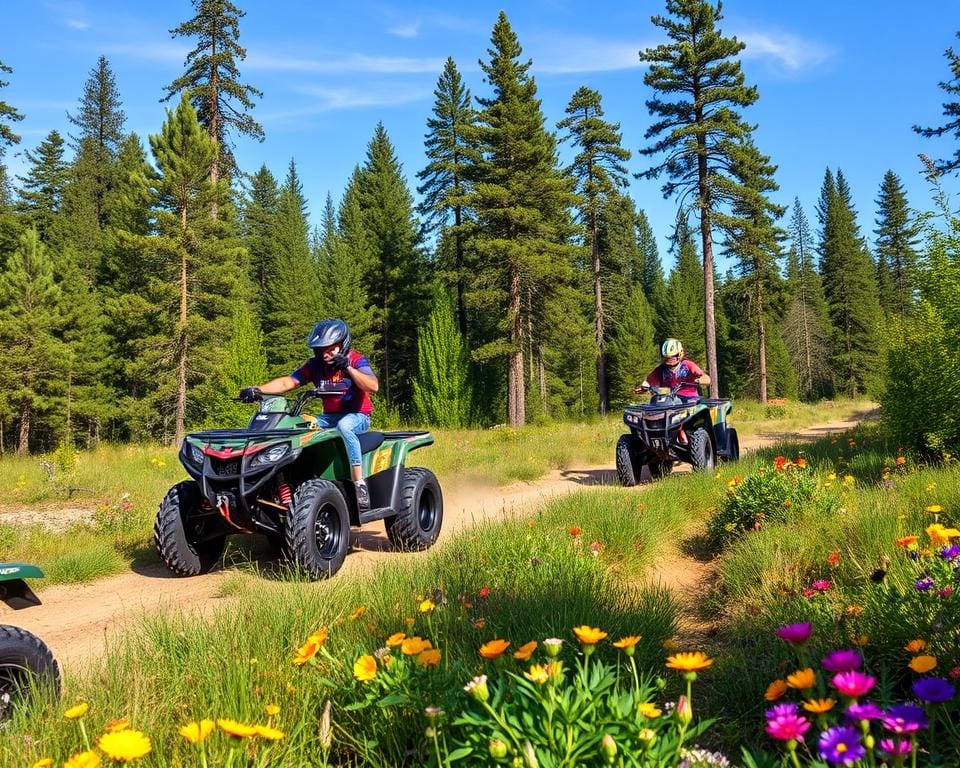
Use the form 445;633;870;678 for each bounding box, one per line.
543;638;563;657
844;702;884;721
842;475;854;486
104;718;130;733
852;634;870;647
951;667;960;680
98;730;152;762
878;739;912;758
925;505;944;514
589;540;603;555
787;667;816;690
464;675;489;702
568;526;582;537
827;472;837;481
774;456;788;470
638;728;657;745
831;671;876;698
64;752;101;768
600;734;617;762
350;606;366;620
765;707;810;742
417;648;442;668
845;605;863;616
514;641;537;660
612;635;641;656
776;623;813;645
253;725;285;740
264;704;280;716
293;629;327;666
676;695;693;725
479;638;511;659
896;456;906;466
667;651;714;673
818;725;865;765
471;617;487;629
826;551;840;565
811;579;832;592
882;704;928;734
764;680;789;701
821;650;862;673
908;655;937;673
896;535;918;549
405;616;415;627
353;655;378;682
424;706;444;720
478;587;491;599
64;702;90;720
796;457;808;468
912;677;955;703
638;702;662;718
940;544;960;560
914;577;935;592
525;664;549;684
32;761;53;768
178;720;215;743
927;523;960;546
401;636;430;655
218;719;258;738
419;598;436;614
803;698;836;714
904;639;927;654
573;626;608;646
386;632;406;647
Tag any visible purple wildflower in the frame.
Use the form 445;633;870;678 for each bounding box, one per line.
844;702;884;721
766;702;799;719
912;677;956;704
776;623;813;645
878;738;912;758
940;544;960;560
939;586;955;598
882;704;928;734
821;649;862;673
766;709;811;742
914;576;935;592
831;670;877;698
811;579;832;591
818;726;865;765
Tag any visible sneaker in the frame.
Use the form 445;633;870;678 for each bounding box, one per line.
354;480;370;513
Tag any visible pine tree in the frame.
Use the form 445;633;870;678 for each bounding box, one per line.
357;123;429;407
240;164;279;305
164;0;264;205
467;12;579;426
608;288;658;407
317;192;339;264
714;138;786;403
262;160;323;374
557;86;631;415
659;214;706;363
782;199;833;399
0;229;64;454
417;58;477;335
874;170;919;317
15;130;69;239
817;169;883;396
639;0;759;398
0;60;24;160
913;31;960;174
412;289;472;427
635;208;666;303
203;303;268;427
67;56;126;229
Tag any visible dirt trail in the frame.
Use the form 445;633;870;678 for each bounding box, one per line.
3;409;873;670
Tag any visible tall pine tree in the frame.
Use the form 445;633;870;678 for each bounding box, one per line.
467;12;579;425
0;60;23;161
240;164;279;307
413;289;473;427
639;0;759;398
659;214;706;363
557;86;631;415
913;31;960;174
874;170;919;317
636;208;666;304
15;130;68;240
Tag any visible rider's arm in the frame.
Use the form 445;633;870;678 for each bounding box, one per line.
258;376;300;395
347;364;379;394
687;361;710;386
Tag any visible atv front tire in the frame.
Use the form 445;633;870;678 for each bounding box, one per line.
616;435;642;487
155;481;227;576
385;467;443;550
0;625;61;720
286;480;350;579
689;427;716;472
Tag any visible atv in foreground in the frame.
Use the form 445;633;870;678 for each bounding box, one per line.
0;563;61;719
616;383;739;486
156;384;443;580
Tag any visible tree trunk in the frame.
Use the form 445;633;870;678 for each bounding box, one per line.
175;206;189;445
592;213;608;416
696;120;719;399
508;265;525;426
756;279;768;404
538;350;546;414
17;397;31;457
454;206;467;337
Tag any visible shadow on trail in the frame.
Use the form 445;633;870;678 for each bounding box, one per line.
559;468;619;486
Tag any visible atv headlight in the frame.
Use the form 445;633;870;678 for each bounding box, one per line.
186;443;205;467
251;444;290;467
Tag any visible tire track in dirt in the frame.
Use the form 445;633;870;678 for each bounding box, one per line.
3;409;874;670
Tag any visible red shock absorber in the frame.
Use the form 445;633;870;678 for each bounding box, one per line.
277;479;293;508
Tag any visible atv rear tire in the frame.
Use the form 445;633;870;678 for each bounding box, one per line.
155;481;227;576
286;480;350;579
724;428;740;462
0;625;60;720
616;435;642;487
688;427;716;472
385;468;443;551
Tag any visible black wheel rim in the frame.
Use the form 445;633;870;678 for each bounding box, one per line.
417;488;437;533
314;503;343;558
0;662;30;719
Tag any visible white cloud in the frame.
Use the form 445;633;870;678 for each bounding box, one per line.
528;34;649;74
736;29;833;73
387;21;420;39
261;84;430;121
65;18;91;30
246;52;445;75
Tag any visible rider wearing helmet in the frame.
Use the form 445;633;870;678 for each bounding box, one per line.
636;338;710;403
239;319;379;512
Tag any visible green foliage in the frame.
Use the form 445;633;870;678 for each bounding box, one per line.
413;290;473;427
608;289;659;407
707;457;821;550
15;129;68;239
913;30;960;175
874;170;920;318
657;215;705;362
0;59;24;157
241;164;279;303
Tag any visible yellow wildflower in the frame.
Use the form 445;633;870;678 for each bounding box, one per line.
253;724;285;741
354;655;378;682
786;668;816;690
638;702;662;718
572;626;608;645
666;652;714;673
179;720;215;744
98;730;152;762
64;751;101;768
64;702;90;720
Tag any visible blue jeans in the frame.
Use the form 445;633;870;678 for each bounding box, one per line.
315;412;370;467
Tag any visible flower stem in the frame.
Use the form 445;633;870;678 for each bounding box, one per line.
78;720;90;751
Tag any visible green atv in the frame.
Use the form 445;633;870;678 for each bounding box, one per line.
616;382;740;486
156;383;443;580
0;563;61;719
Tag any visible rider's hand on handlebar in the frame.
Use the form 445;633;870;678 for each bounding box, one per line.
633;384;650;394
238;386;262;403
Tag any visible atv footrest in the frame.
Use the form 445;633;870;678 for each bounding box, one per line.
358;507;395;525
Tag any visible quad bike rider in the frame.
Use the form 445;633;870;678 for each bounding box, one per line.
616;338;739;486
155;319;444;580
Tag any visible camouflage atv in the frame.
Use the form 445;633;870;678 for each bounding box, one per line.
0;563;61;719
616;382;740;486
156;383;443;580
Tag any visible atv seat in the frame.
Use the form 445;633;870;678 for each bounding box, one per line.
699;398;731;407
359;431;386;454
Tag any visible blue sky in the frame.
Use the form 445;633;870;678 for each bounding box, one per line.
4;1;959;270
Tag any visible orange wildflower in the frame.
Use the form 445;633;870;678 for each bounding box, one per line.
764;680;789;701
803;698;836;714
572;626;608;646
908;655;937;674
786;668;816;690
513;641;537;660
666;651;714;673
417;648;442;668
353;655;378;682
479;639;511;659
904;639;927;654
896;535;919;549
386;632;406;647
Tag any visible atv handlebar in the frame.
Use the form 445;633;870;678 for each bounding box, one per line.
234;382;351;414
634;380;700;396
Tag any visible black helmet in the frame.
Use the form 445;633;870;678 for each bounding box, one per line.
307;319;351;354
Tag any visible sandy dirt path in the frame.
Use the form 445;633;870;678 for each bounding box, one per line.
3;409;873;670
